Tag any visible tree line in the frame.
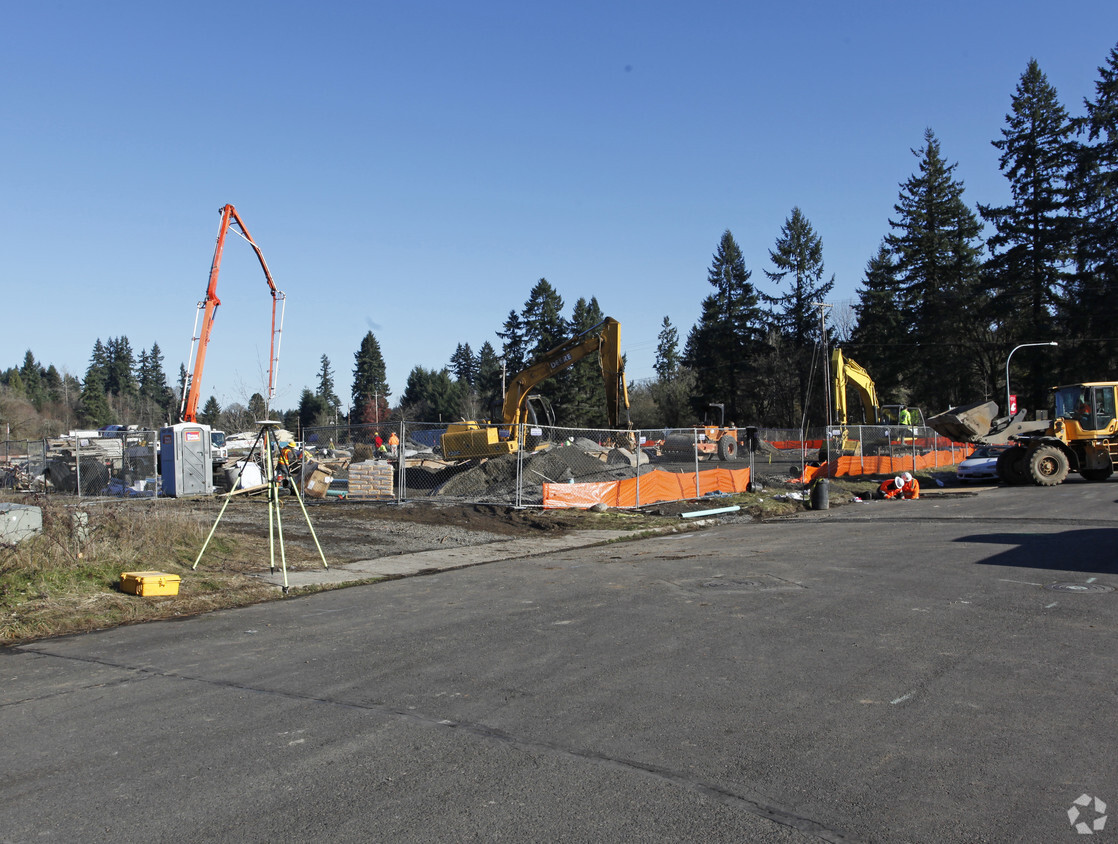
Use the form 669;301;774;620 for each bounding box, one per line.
4;46;1118;438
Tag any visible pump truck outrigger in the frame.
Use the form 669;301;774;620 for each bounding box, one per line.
994;382;1118;486
441;317;631;460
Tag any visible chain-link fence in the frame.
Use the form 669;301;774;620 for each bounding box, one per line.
2;431;161;498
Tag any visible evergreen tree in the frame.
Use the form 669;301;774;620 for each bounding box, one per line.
248;392;268;421
298;388;329;430
450;343;478;386
979;59;1074;410
78;366;112;427
200;396;222;427
763;207;835;424
475;341;503;417
886;129;985;409
19;351;44;410
400;367;463;423
654;316;680;381
1068;42;1118;372
317;354;341;413
104;337;138;398
521;278;569;361
683;230;767;424
564;296;608;428
849;244;908;402
496;309;528;375
352;331;390;424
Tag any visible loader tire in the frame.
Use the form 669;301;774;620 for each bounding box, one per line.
1081;465;1114;482
996;446;1030;485
717;434;738;462
1028;445;1069;486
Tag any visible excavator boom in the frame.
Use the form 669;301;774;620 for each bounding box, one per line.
443;317;631;460
180;204;285;422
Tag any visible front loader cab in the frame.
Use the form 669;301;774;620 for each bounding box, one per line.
1052;383;1118;437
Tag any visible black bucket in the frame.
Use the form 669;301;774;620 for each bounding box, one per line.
810;478;830;511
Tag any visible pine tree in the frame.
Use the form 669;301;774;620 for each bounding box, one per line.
200;396;222;427
886;129;985;409
78;361;112;428
299;388;329;430
400;367;463;423
683;230;767;424
654;316;680;381
19;351;44;411
496;310;528;375
1068;42;1118;372
849;244;908;402
521;279;569;361
763;207;835;424
979;59;1074;410
450;343;478;386
564;296;608;428
248;392;268;421
475;341;503;417
317;354;341;413
352;332;390;424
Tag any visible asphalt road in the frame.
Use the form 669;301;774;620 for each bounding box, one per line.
4;479;1118;843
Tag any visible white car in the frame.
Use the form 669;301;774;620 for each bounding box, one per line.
956;445;1009;482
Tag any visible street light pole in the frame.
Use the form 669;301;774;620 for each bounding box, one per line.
1005;341;1059;417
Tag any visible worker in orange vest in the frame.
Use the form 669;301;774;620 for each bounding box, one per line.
874;476;905;500
900;471;920;499
388;431;399;457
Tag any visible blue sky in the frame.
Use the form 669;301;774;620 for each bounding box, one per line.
4;2;1117;416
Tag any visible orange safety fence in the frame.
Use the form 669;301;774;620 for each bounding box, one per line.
768;440;824;450
791;449;963;484
543;466;752;509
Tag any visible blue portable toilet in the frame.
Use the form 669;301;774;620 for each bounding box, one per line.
159;422;214;497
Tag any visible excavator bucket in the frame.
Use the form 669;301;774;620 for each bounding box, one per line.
926;400;998;442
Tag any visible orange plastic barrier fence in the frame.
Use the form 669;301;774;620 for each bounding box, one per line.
791;449;962;484
543;466;752;509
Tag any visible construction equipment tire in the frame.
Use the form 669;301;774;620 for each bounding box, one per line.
1081;465;1114;482
717;434;738;462
1028;445;1069;486
996;446;1030;485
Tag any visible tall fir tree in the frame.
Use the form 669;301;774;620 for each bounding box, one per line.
979;59;1074;411
683;230;767;424
763;207;835;424
78;347;112;428
654;316;680;381
317;354;341;414
475;341;503;417
1069;42;1118;373
352;331;390;424
449;343;478;387
564;296;608;428
886;129;986;409
496;309;528;375
519;279;570;414
200;396;222;427
849;243;907;402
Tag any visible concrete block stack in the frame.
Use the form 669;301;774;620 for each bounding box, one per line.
346;460;394;500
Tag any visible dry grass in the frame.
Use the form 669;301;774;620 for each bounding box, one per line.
0;496;284;645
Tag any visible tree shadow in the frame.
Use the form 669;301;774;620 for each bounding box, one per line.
956;528;1118;576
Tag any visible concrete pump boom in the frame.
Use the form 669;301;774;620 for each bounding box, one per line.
180;204;285;422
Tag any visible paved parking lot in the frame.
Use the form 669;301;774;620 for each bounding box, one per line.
3;479;1117;842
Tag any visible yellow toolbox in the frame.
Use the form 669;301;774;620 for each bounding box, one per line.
120;571;181;597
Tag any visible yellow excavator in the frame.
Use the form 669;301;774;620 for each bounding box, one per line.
831;349;923;454
441;317;631;460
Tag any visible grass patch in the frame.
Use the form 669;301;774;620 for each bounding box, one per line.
0;497;280;646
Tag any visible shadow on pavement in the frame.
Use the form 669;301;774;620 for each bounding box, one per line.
957;527;1118;575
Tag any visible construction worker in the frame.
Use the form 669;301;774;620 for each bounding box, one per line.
873;476;905;500
899;406;913;425
900;471;920;499
388;430;399;457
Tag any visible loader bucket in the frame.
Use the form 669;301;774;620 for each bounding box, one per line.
926;400;999;442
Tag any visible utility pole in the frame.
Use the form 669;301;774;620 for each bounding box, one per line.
814;302;834;430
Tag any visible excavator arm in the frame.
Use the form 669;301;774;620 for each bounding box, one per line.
180;204;285;422
501;317;630;428
831;348;879;425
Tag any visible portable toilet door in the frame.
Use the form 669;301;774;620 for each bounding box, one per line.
159;422;214;497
